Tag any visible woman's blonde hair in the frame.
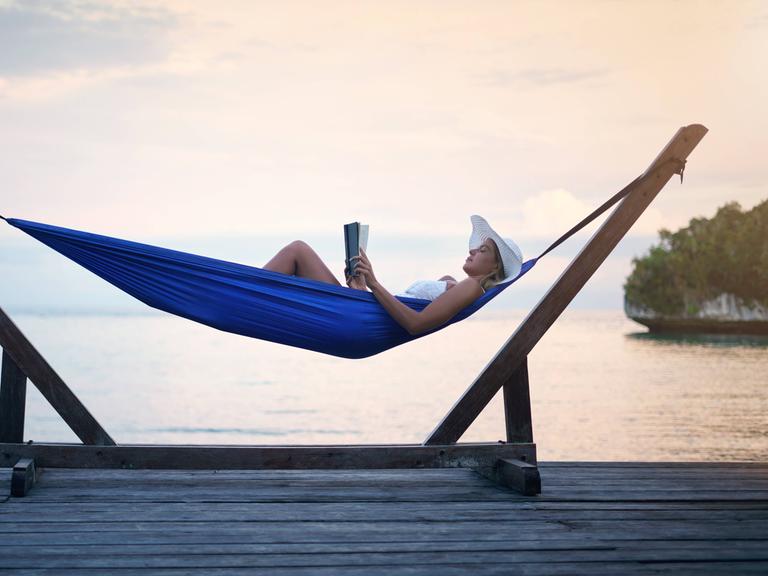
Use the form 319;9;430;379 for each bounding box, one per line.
479;239;506;291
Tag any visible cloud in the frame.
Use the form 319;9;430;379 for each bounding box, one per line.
477;66;612;88
0;0;177;77
745;9;768;29
504;187;593;238
499;187;665;240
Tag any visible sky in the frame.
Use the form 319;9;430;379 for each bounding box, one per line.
1;0;766;312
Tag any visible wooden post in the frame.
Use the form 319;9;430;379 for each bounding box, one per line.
503;357;532;443
0;349;27;443
425;124;708;445
10;457;36;497
0;307;115;446
495;458;541;496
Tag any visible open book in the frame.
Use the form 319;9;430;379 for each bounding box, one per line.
344;222;369;277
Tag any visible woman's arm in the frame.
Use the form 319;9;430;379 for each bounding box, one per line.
353;250;482;336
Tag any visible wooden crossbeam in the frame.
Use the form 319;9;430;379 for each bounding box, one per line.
425;124;708;445
0;307;115;446
0;442;535;470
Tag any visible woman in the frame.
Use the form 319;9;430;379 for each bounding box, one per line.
264;215;522;336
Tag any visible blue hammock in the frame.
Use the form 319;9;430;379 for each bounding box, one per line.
4;218;536;359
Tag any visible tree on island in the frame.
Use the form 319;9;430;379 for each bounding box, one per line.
624;198;768;316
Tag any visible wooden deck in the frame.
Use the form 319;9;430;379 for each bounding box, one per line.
2;461;767;575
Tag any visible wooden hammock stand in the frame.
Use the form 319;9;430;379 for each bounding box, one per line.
0;125;707;497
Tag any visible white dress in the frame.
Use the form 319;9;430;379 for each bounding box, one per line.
396;280;448;301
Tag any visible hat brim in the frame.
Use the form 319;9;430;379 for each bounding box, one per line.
469;215;523;282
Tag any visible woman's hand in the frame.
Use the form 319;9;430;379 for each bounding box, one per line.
351;248;379;290
352;249;482;336
345;264;367;290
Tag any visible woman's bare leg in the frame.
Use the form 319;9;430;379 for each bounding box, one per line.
263;241;342;285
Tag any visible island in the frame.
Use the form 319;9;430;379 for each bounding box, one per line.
624;199;768;335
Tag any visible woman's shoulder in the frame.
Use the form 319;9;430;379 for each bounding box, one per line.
454;277;485;297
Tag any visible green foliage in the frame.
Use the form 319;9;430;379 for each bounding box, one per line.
624;199;768;315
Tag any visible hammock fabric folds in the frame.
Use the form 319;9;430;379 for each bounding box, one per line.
5;218;535;359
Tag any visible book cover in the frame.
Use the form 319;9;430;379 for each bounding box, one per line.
344;222;369;276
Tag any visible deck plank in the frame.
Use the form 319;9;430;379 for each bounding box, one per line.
0;462;766;574
3;563;768;576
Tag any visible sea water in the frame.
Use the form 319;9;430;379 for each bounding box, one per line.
9;309;768;461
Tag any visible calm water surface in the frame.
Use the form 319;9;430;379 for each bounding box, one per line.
12;309;768;461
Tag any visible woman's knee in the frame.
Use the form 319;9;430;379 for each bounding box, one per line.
288;240;310;252
281;240;310;258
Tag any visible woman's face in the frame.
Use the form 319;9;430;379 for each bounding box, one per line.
463;238;499;277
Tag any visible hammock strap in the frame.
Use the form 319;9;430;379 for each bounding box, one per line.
536;157;686;260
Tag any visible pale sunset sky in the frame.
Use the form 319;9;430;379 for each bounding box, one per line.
1;0;766;311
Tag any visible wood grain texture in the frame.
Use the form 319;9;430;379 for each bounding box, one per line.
0;441;535;470
0;461;765;575
0;307;115;445
0;349;26;443
1;565;768;576
502;357;532;443
497;457;541;495
10;457;36;497
425;124;708;445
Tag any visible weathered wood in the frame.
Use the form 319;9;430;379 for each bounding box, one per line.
3;464;767;504
475;456;541;497
3;518;767;540
1;461;766;573
0;441;536;470
0;349;26;442
3;540;765;557
7;463;766;480
1;563;767;576
4;508;765;526
6;486;768;503
497;458;541;495
0;307;115;445
10;457;36;497
0;545;767;569
0;465;10;495
502;357;532;443
4;502;768;523
0;467;492;484
425;124;708;445
1;564;767;576
10;486;766;502
0;487;516;504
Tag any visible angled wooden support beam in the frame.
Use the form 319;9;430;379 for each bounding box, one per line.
10;457;37;497
0;307;115;446
0;349;27;443
425;124;708;445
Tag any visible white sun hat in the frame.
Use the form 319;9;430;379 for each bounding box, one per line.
469;215;523;281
